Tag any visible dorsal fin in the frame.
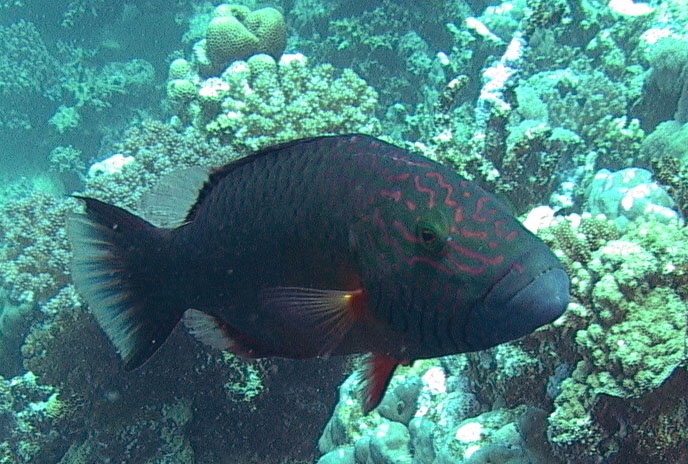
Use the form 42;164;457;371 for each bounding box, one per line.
139;166;210;227
182;134;391;222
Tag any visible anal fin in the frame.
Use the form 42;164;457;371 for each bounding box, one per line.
359;354;399;414
183;309;271;358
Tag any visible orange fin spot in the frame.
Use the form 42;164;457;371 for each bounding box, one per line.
359;354;399;413
260;286;366;356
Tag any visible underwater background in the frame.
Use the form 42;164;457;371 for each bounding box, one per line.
0;0;687;462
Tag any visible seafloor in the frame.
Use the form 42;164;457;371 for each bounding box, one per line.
1;1;688;463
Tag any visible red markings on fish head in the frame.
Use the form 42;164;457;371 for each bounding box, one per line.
472;196;498;223
392;219;419;244
426;172;459;208
494;219;521;241
380;190;403;202
453;207;464;223
413;175;437;209
387;173;412;183
368;161;524;290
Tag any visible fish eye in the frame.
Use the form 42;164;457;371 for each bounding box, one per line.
416;222;444;253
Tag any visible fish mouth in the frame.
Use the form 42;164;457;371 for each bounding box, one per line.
464;250;570;351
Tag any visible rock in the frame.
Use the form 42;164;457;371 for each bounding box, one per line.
586;167;679;230
317;446;355;464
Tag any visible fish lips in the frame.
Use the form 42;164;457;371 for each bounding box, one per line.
464;250;570;351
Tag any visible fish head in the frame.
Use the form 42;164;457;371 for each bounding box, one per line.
356;162;569;355
460;239;570;351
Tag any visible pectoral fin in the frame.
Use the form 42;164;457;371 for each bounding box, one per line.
260;286;366;356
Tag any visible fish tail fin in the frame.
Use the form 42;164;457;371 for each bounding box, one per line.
67;196;184;370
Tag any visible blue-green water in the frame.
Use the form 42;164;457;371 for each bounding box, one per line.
1;1;687;462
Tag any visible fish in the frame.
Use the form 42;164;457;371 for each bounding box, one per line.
67;134;569;412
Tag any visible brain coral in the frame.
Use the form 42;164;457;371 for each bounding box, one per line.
203;6;286;75
205;16;259;71
245;8;287;60
166;78;197;102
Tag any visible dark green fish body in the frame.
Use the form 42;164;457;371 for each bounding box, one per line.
69;135;569;411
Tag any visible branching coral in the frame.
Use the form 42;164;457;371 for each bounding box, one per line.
178;53;381;151
50;59;155;133
0;192;72;306
543;215;688;461
0;20;60;129
83;119;241;209
0;19;155;136
519;67;631;156
0;20;58;97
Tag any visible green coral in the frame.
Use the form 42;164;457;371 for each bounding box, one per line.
641;120;688;162
548;374;600;451
0;192;72;306
62;59;155;111
49;58;155;133
577;287;685;397
167;78;197;102
0;20;60;129
644;36;688;123
495;120;581;212
202;6;286;75
624;218;688;297
48;105;81;133
205;15;259;69
520;67;631;163
539;214;620;284
549;285;687;459
200;54;381;151
546;216;688;460
245;8;287;59
168;58;193;80
84;119;240;209
48;145;84;173
0;372;71;463
0;20;58;96
221;352;265;403
640;121;688;218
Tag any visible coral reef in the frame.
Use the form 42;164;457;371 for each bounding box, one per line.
0;20;59;130
168;52;381;151
50;59;155;134
4;0;688;462
83;119;240;208
0;192;72;307
0;372;73;463
641;36;688;125
639;120;688;218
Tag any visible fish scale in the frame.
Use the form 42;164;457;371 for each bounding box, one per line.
68;134;569;412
